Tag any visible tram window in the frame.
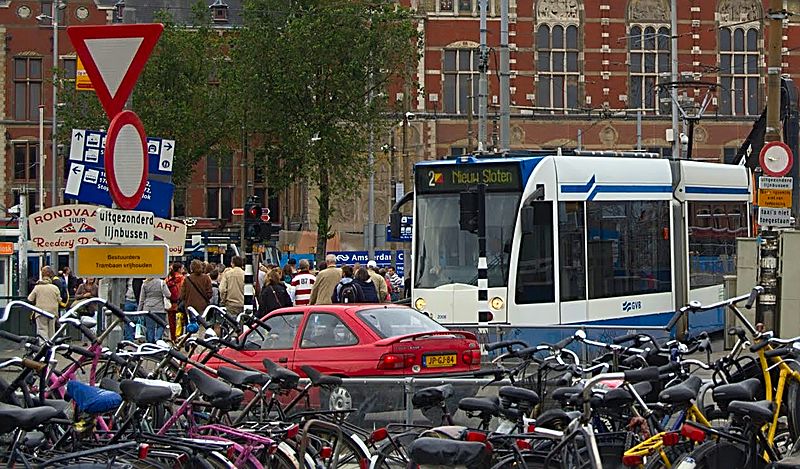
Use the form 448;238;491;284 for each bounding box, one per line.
688;202;748;288
586;200;671;299
515;201;555;304
559;202;586;301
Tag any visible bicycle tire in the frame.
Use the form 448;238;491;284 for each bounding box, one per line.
786;378;800;440
371;432;419;469
671;439;750;469
299;425;371;469
490;452;548;469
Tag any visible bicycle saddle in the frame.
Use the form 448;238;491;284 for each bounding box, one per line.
218;366;270;386
728;399;774;425
770;454;800;468
551;385;583;403
499;386;540;410
458;396;500;416
713;377;761;410
68;380;122;414
300;365;343;387
0;403;59;434
120;379;173;406
659;375;703;405
262;358;300;390
99;377;121;394
535;408;580;431
412;384;454;409
187;368;244;411
408;437;490;469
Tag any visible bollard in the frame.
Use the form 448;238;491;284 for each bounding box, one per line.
404;377;415;425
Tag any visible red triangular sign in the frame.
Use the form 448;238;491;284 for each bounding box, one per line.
67;24;164;119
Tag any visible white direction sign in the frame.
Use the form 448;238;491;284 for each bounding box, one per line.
758;207;792;227
759;177;793;190
95;207;154;244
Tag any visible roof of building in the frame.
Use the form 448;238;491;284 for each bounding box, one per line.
96;0;244;26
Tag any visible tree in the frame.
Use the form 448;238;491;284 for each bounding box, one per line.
232;0;420;262
58;5;234;188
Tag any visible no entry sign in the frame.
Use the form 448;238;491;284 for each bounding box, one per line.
105;111;148;210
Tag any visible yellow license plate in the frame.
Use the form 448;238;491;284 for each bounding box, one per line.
424;354;457;368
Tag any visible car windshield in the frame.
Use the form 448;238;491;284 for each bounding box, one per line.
357;307;447;339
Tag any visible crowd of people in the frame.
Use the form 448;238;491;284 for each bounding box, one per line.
24;254;409;344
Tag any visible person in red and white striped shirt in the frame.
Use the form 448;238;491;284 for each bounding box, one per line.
290;259;316;305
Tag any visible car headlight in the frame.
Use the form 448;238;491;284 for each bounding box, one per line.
414;298;426;311
490;297;505;310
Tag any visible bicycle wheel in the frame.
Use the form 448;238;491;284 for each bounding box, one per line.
671;439;749;469
372;433;418;469
300;425;371;469
490;452;548;469
786;379;800;440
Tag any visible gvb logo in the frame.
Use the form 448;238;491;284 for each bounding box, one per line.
622;300;642;312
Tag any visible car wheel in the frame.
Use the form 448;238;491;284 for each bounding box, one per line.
327;385;353;411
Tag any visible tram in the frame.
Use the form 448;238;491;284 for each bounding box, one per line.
404;150;751;338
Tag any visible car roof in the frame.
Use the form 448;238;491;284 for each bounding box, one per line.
267;304;415;316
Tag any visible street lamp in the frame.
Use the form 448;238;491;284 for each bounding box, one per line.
114;0;126;23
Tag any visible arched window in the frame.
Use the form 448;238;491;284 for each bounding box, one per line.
535;23;579;112
717;0;761;115
442;48;479;114
628;25;670;113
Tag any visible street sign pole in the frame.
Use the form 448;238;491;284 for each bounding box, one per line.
17;197;28;297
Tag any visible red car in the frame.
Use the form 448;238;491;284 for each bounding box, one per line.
204;304;481;418
208;304;481;377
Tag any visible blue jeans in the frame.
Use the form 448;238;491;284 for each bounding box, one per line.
123;301;137;341
146;313;166;343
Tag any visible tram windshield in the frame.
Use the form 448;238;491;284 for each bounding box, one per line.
415;192;521;289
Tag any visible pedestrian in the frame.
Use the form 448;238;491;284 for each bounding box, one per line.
75;277;100;318
27;266;61;339
291;259;316;306
209;270;220;306
122;278;144;341
309;254;342;305
50;268;69;311
332;265;364;304
219;256;245;316
366;260;389;303
165;262;185;341
180;259;213;319
354;268;379;303
61;266;79;302
259;268;293;315
386;267;403;302
138;276;171;343
282;264;296;304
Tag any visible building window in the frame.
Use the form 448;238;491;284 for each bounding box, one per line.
436;0;493;15
536;24;579;112
719;27;760;115
206;156;233;184
61;57;77;81
12;190;38;214
172;187;186;217
14;57;43;121
253;187;280;223
723;147;738;164
629;25;670;114
443;49;479;114
13;142;38;181
206;187;234;220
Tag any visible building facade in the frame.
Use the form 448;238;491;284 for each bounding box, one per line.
2;0;797;252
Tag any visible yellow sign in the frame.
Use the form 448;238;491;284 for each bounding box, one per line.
0;242;14;255
75;58;94;91
75;244;168;278
758;189;793;208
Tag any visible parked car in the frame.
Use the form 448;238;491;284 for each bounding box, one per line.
204;304;481;420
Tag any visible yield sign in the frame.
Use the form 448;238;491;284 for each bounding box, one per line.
67;24;164;119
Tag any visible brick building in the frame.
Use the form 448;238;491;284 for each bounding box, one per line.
2;0;798;251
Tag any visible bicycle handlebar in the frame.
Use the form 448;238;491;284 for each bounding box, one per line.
2;300;55;324
485;340;529;352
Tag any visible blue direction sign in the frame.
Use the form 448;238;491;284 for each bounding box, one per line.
64;162;174;218
66;128;175;217
386;216;413;242
69;128;175;177
328;250;405;277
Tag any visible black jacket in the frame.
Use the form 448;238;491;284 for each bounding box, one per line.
354;279;379;303
259;282;293;315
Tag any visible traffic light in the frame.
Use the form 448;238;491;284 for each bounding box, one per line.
244;197;265;242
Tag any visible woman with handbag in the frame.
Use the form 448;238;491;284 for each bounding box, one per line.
138;276;171;343
180;260;213;325
259;268;293;316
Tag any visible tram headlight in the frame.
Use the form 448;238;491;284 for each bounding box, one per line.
414;298;426;311
490;297;505;310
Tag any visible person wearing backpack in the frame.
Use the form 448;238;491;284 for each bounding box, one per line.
180;259;213;318
332;265;365;304
354;268;380;303
259;268;293;315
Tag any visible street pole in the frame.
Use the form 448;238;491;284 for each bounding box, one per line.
477;0;488;151
50;2;59;269
670;0;680;160
17;197;28;297
367;124;375;259
240;127;247;256
39;106;45;212
757;1;786;333
499;0;510;150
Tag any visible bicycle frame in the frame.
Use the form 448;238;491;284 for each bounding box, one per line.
623;403;711;466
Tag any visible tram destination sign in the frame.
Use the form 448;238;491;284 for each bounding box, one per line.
416;163;521;194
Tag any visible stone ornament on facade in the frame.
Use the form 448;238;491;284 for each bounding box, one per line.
511;125;525;145
535;0;580;21
628;0;669;22
599;125;619;146
718;0;762;26
693;125;708;143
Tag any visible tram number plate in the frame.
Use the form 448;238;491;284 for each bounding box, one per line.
424;354;456;368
